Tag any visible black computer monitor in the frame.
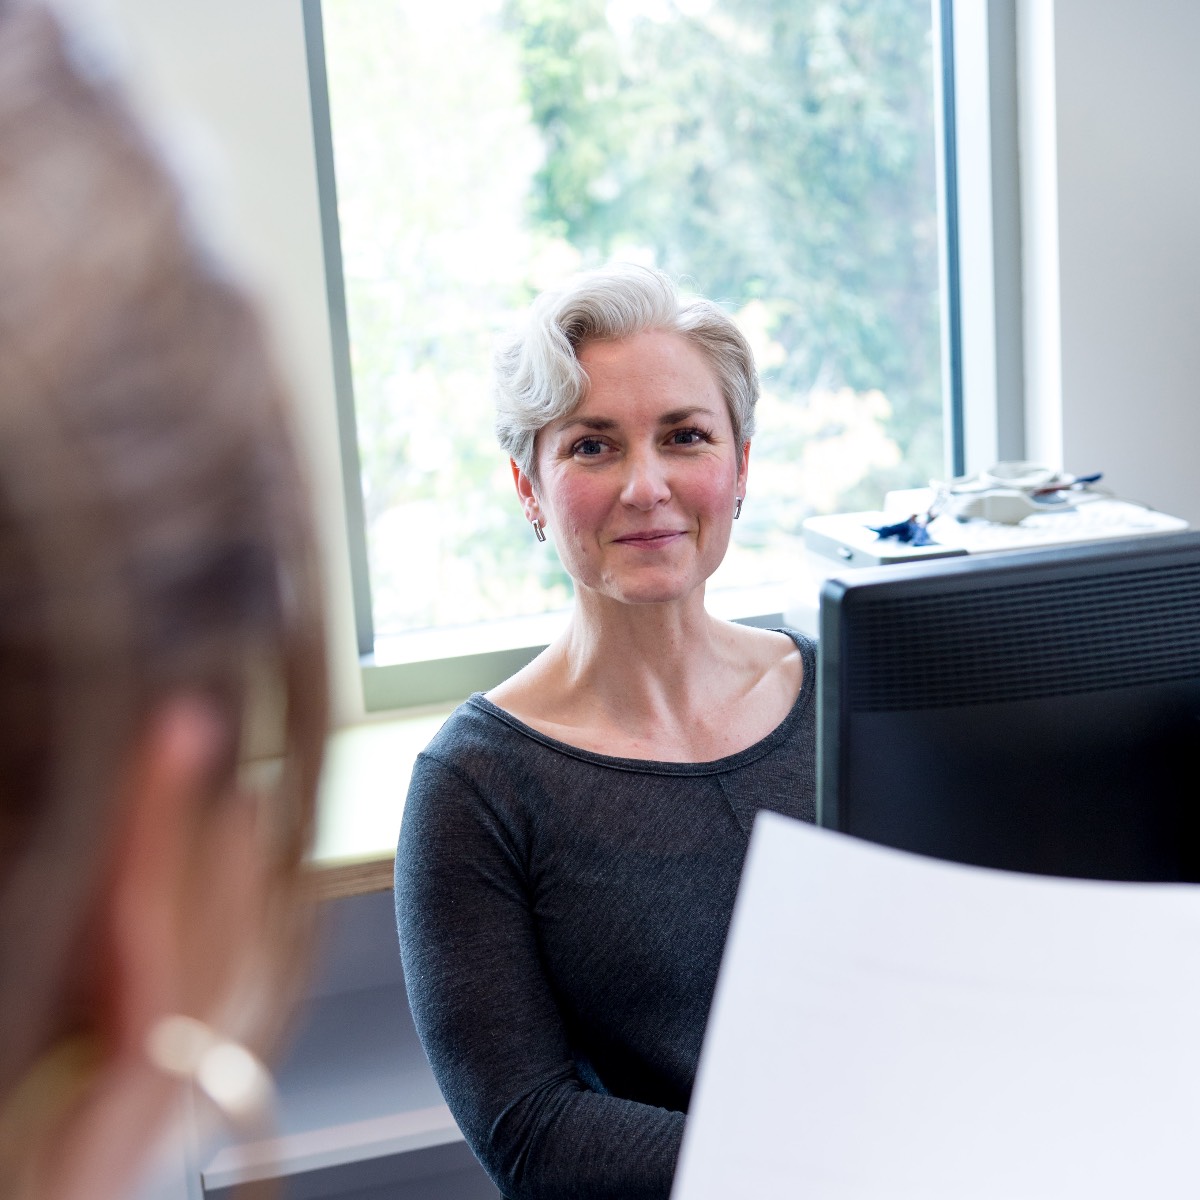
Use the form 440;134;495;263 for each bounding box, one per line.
816;531;1200;881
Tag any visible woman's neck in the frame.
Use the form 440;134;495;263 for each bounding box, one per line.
487;586;801;762
568;584;715;664
550;591;744;735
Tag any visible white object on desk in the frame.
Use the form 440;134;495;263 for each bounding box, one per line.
672;813;1200;1200
803;489;1188;567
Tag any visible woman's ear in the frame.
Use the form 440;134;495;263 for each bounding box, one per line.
510;458;539;523
737;440;751;494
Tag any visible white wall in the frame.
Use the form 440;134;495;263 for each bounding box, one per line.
1021;0;1200;525
68;0;366;725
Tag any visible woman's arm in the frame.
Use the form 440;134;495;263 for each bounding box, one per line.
395;751;684;1200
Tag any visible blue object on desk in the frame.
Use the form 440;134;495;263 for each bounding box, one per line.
868;516;936;546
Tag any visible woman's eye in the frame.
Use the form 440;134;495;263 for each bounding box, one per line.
671;428;708;446
573;437;607;457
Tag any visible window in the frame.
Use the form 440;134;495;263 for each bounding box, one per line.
305;0;987;710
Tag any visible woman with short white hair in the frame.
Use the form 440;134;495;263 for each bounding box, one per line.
396;264;816;1200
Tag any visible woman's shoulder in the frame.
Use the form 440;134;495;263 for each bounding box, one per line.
417;694;526;771
479;646;598;748
412;689;593;799
739;622;814;654
402;698;541;844
778;623;816;652
719;619;811;650
481;643;557;720
723;622;812;688
777;624;817;680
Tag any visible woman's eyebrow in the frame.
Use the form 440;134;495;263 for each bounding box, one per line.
554;416;619;434
659;406;711;424
553;405;717;435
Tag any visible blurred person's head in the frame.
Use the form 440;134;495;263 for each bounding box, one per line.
0;5;328;1197
492;263;759;483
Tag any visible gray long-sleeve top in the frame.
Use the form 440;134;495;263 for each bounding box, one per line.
394;629;817;1200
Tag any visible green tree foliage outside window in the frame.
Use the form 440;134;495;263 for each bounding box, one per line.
322;0;943;641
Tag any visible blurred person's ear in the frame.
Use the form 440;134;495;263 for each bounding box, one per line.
62;697;265;1197
104;696;262;1042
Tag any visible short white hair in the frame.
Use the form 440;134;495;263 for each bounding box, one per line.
493;264;758;478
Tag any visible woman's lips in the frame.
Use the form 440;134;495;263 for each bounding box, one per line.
613;530;685;546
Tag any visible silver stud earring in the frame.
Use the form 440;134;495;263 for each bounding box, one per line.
734;496;743;520
531;518;546;543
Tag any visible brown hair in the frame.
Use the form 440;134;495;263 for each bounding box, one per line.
0;2;328;1103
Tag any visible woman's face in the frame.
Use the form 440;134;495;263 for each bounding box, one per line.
519;329;748;609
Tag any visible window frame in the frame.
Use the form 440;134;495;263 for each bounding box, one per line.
303;0;1024;715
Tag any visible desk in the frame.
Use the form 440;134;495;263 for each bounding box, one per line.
306;707;454;899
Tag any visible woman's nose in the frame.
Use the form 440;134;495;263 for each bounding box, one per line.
620;450;671;510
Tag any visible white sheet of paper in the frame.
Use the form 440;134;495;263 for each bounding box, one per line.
672;812;1200;1200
